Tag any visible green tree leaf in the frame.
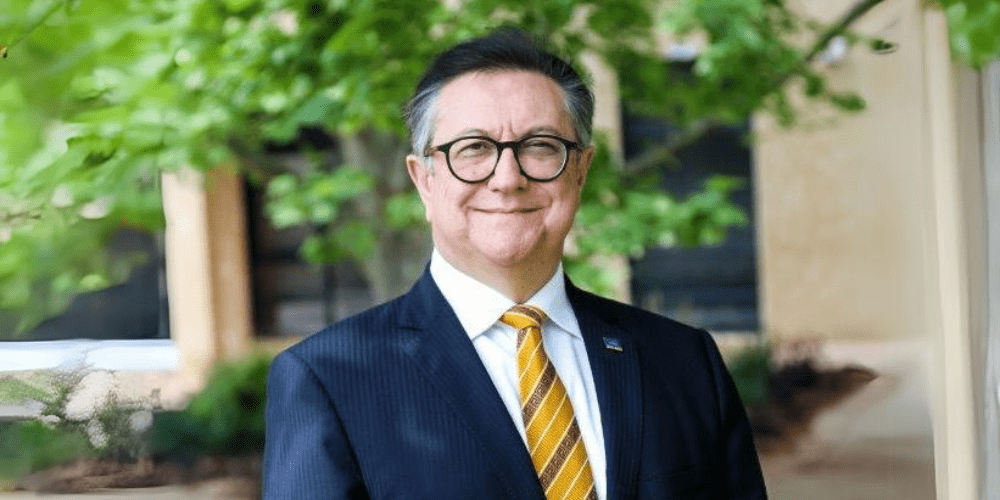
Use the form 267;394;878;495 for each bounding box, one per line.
1;0;997;334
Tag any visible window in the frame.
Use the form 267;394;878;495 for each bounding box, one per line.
625;112;759;332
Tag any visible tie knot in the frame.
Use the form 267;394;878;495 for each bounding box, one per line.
500;304;546;330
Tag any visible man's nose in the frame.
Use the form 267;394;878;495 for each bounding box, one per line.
488;147;527;190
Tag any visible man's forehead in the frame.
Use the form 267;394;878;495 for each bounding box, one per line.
439;69;561;95
433;70;573;136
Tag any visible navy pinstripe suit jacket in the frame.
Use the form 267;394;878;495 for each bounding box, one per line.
263;270;767;499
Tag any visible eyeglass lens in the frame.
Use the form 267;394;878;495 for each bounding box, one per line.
448;136;567;182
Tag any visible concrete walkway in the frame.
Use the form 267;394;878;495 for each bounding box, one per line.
763;339;937;499
763;436;935;500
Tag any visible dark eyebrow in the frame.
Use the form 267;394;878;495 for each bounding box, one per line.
522;126;566;138
453;128;490;138
446;126;571;142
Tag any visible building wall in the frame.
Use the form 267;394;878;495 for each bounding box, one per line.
983;59;1000;500
162;167;254;385
756;1;990;497
754;0;935;341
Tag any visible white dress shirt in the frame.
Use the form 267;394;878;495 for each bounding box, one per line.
429;249;607;500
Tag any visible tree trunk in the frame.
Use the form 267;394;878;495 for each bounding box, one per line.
340;130;431;304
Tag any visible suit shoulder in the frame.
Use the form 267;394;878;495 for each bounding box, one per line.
570;285;715;356
574;286;704;334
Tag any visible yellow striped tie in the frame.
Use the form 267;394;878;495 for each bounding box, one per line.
501;305;597;500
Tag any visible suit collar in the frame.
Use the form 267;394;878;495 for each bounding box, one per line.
428;250;512;338
567;280;643;500
399;271;545;499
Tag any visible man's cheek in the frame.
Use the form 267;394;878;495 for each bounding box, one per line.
439;209;460;223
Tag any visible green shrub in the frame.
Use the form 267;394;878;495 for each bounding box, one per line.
0;420;95;479
91;396;149;462
725;343;772;407
152;355;271;458
0;369;157;482
0;377;51;404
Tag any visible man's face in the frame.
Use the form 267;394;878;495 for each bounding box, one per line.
407;70;593;276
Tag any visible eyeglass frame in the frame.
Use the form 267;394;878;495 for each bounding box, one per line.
425;134;582;184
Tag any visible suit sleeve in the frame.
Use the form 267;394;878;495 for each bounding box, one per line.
700;331;769;499
263;349;370;500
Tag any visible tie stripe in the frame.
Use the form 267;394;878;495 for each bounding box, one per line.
538;423;581;485
501;305;597;500
521;362;556;423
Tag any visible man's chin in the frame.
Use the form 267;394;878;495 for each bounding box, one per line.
473;243;553;271
482;253;532;270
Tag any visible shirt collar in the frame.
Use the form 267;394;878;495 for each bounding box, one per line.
429;249;581;340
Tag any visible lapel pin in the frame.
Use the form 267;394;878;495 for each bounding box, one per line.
603;336;623;353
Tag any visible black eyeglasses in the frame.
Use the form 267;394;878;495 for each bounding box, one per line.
427;134;581;183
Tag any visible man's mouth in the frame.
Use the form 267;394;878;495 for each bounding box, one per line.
475;208;540;214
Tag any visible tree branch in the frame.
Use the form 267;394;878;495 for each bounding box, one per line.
8;0;68;49
624;0;887;173
776;0;888;89
624;118;719;173
0;208;43;226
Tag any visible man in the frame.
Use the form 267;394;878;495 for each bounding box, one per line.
264;29;767;500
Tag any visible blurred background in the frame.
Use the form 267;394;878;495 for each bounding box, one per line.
0;0;998;498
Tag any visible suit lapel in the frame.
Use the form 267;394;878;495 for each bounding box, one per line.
568;282;643;500
398;271;544;499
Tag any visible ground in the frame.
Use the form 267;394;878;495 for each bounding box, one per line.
0;436;935;500
1;339;937;499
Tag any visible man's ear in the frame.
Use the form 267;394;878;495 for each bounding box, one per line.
406;154;433;221
575;146;594;189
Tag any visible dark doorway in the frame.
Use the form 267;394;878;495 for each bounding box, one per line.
244;181;374;339
625;113;759;332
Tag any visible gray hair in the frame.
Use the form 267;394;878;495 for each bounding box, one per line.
405;29;594;160
406;73;593;160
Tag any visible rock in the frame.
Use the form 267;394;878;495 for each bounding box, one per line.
85;418;109;448
63;371;116;421
130;409;154;433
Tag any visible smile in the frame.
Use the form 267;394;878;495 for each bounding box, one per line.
474;208;540;214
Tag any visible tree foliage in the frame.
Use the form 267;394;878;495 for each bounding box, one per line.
0;0;997;335
938;0;1000;68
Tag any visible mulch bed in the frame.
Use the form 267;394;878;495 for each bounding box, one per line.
748;359;878;455
17;454;261;496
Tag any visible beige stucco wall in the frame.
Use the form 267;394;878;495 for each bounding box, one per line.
757;1;990;497
754;0;935;341
983;59;1000;500
162;167;254;384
